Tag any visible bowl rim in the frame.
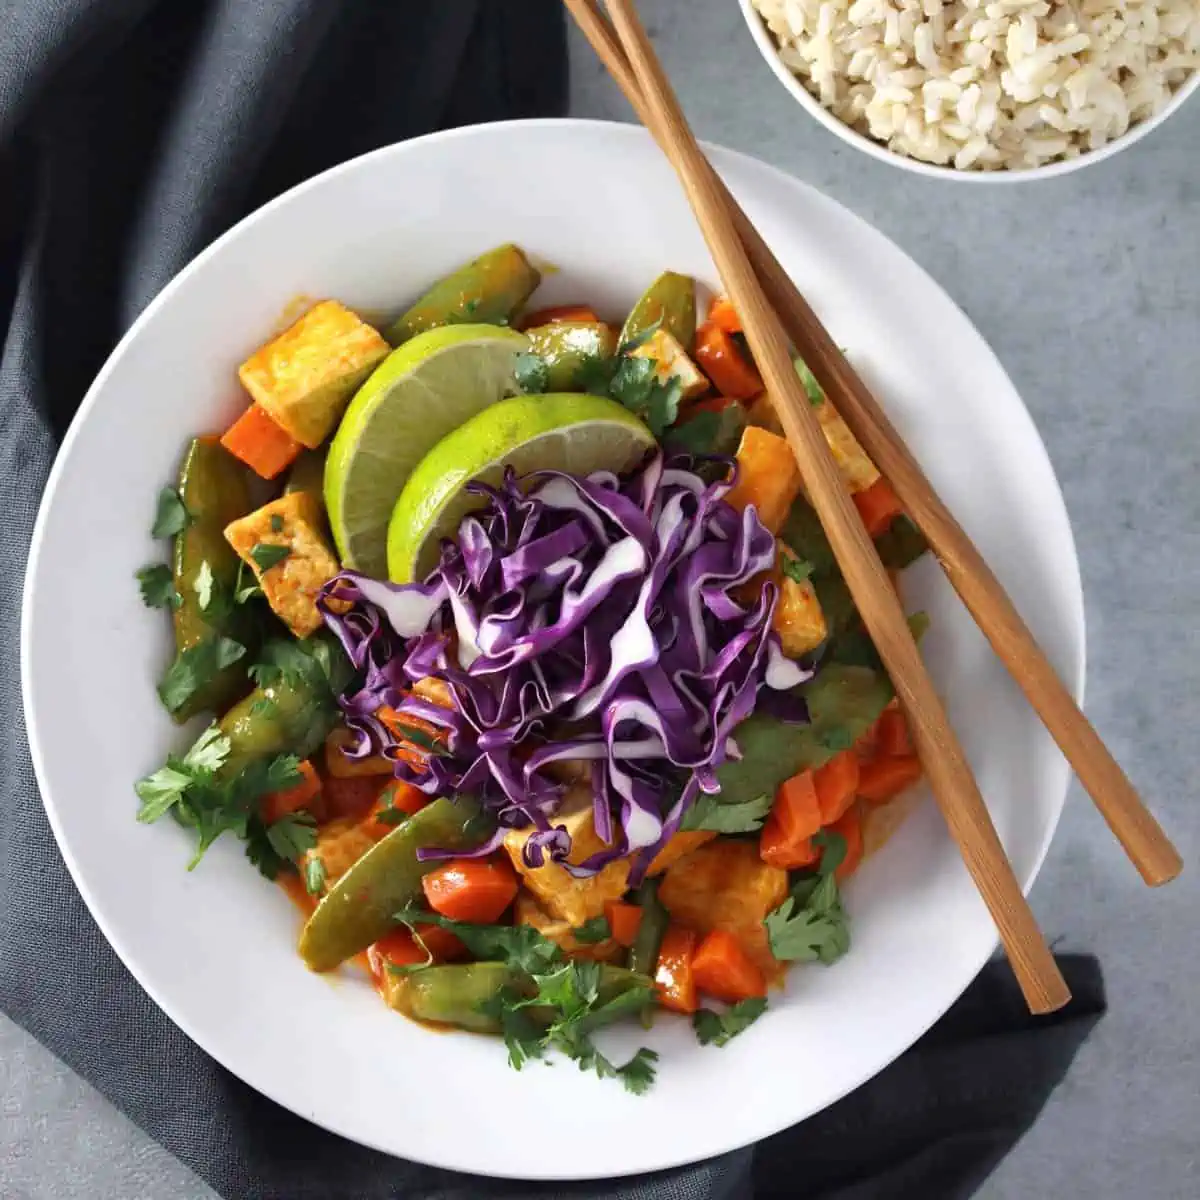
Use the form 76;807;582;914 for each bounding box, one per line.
737;0;1200;183
20;117;1087;1177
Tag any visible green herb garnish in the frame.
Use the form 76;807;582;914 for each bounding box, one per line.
681;790;772;834
136;563;181;611
794;357;824;407
780;554;814;585
763;868;850;965
265;810;318;862
513;352;550;394
151;487;190;538
157;635;247;714
304;855;327;895
692;997;768;1047
269;514;284;533
193;560;215;610
572;915;612;944
250;543;290;572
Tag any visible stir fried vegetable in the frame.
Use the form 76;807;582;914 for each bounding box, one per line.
135;249;933;1091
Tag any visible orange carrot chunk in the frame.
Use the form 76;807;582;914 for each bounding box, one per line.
694;322;763;400
760;815;820;870
858;755;923;805
261;760;321;825
692;929;767;1003
853;477;905;538
828;806;864;881
813;750;861;826
421;857;518;924
874;708;913;759
519;304;602;328
605;901;644;948
361;781;429;839
655;925;699;1014
775;770;823;841
707;294;742;334
219;404;302;480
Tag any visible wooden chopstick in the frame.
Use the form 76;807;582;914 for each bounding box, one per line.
565;1;1181;888
598;0;1070;1014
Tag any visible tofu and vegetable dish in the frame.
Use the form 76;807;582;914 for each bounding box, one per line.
135;245;931;1091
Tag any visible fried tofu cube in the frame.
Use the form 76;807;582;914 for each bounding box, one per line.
514;891;622;962
646;829;716;876
300;817;376;893
746;390;783;435
224;492;340;638
238;300;389;448
503;787;632;927
658;839;788;978
629;329;709;401
814;399;880;495
772;540;828;657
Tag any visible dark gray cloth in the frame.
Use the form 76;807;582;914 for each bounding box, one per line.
0;3;1104;1198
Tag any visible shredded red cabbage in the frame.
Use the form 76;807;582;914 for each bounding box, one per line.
319;454;812;879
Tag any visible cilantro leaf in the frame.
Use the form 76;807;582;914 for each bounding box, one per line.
820;726;856;753
304;855;327;895
133;726;231;824
394;907;565;976
794;357;825;407
663;408;722;456
572;916;612;944
780;554;814;585
266;810;318;862
136;563;181;611
813;829;848;878
763;870;851;965
151;487;190;538
606;355;682;438
250;543;290;572
616;1047;659;1095
193;560;214;610
157;635;247;714
270;514;284;533
234;561;262;604
513;352;550;394
693;997;768;1047
681;790;772;834
478;987;546;1071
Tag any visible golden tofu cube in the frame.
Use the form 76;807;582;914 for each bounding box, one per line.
814;399;879;494
503;787;632;927
514;891;621;962
646;829;716;876
238;300;389;448
772;540;828;657
745;390;783;435
224;492;341;638
658;839;788;979
300;817;376;893
629;329;709;401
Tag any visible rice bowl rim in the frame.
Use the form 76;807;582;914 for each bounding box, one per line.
738;0;1200;182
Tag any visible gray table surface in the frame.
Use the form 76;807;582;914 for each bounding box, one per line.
3;4;1198;1197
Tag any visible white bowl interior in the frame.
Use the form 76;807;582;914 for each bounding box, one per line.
22;120;1083;1178
737;0;1200;182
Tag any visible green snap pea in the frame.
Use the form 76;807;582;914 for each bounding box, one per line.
387;244;541;345
873;514;929;571
385;961;651;1033
525;321;617;391
169;437;252;721
628;877;668;980
299;797;495;972
619;271;696;350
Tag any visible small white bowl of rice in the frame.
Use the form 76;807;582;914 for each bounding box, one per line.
740;0;1199;179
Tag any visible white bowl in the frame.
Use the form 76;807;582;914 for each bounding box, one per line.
739;0;1200;182
22;119;1084;1178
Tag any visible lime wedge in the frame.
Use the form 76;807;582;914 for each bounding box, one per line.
324;324;528;577
387;393;656;582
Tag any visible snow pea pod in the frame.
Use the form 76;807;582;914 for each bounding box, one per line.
384;961;651;1033
619;271;696;350
299;797;495;972
168;437;252;721
525;321;617;391
387;243;541;345
627;876;668;981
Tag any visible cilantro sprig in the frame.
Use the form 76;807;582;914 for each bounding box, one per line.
151;487;190;538
762;832;851;965
681;790;772;834
391;907;658;1093
136;563;181;611
692;997;768;1047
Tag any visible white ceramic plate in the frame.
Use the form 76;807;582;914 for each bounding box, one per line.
22;120;1084;1180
